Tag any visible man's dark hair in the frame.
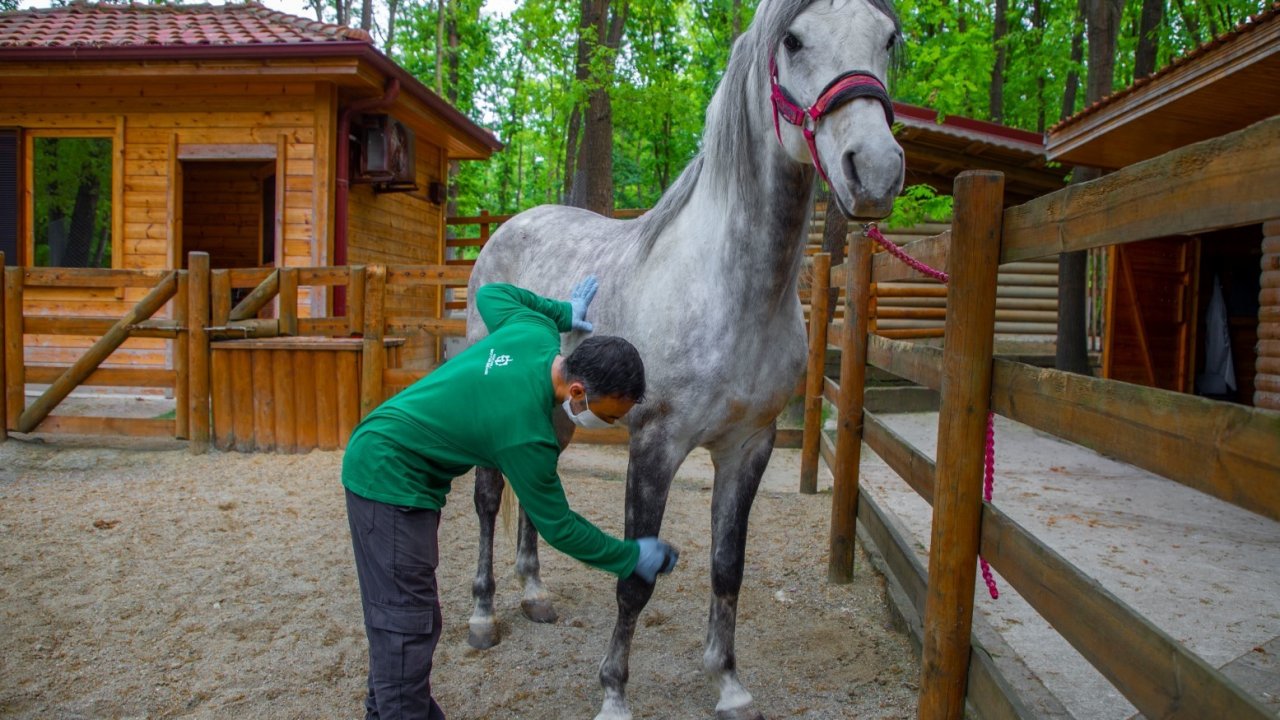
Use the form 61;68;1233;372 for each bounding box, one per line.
564;335;646;402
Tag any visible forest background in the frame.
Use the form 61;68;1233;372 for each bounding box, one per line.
268;0;1268;225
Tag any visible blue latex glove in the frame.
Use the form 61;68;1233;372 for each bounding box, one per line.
633;537;679;583
569;275;599;333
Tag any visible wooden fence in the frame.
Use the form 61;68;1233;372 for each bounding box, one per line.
800;115;1280;718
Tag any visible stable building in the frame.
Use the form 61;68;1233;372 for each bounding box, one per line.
1046;2;1280;409
0;1;501;373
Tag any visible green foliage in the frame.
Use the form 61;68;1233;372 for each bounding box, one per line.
387;0;1268;217
882;184;953;229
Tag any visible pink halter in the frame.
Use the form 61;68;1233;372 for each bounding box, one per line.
769;55;895;187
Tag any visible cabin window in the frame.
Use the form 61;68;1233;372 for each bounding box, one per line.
30;136;113;268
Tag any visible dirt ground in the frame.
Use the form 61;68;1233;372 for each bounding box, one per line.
0;425;918;719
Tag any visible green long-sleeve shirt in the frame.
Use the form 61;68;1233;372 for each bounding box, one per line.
342;283;638;578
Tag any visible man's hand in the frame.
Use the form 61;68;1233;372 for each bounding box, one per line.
569;275;598;332
633;537;679;583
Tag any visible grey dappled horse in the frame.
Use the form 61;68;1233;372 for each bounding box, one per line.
465;1;903;717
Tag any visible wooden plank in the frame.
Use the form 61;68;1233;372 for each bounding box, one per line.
6;267;25;428
313;348;339;450
384;264;474;286
384;367;430;390
211;270;232;327
16;272;178;434
228;348;253;452
279;267;298;336
981;505;1276;720
271;348;296;453
990;359;1280;522
360;265;387;419
293;350;318;451
335;349;359;448
177;143;276;161
864;411;936;504
801;252;833;494
385;317;468;336
829;235;873;583
21;267;172;289
1002;115;1280;263
347;266;366;336
211;347;233;450
31;415;175;438
23;365;175;388
251;348;275;452
297;317;349;336
919;171;1004;720
868;335;943;390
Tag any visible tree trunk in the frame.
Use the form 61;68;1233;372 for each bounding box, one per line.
359;0;372;32
1057;0;1122;376
989;0;1008;123
1061;0;1086;122
1033;0;1046;132
384;0;401;54
732;0;743;42
1134;0;1163;77
435;0;446;95
564;0;628;215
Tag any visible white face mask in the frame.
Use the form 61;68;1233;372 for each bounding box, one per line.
562;395;613;430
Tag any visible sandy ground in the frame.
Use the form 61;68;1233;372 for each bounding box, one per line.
0;427;919;720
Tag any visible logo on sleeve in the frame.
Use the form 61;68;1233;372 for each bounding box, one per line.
485;348;513;375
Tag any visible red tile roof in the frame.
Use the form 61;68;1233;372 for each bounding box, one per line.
0;1;371;48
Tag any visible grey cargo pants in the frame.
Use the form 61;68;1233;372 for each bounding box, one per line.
346;489;446;720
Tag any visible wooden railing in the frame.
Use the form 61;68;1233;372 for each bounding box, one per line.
801;115;1280;719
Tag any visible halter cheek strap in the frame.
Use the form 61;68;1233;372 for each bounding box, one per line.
769;55;895;186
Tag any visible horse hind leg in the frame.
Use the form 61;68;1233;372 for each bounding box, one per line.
704;425;776;720
596;430;688;720
468;465;504;649
514;406;578;624
516;504;557;623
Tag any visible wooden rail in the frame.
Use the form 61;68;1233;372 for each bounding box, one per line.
799;119;1280;719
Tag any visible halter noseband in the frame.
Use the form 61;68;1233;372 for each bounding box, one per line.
769;55;894;187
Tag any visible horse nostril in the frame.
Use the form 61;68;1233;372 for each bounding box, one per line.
842;152;861;190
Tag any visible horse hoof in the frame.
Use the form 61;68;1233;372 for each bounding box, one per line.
521;598;558;624
467;623;500;650
716;707;764;720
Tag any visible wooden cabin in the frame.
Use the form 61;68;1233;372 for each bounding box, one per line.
1046;3;1280;410
0;1;501;376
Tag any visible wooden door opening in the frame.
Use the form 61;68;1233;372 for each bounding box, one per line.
180;160;276;271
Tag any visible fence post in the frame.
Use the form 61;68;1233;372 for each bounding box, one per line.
829;235;872;583
360;264;386;419
0;252;6;442
188;252;211;454
4;265;22;429
175;271;189;439
279;266;298;336
800;252;832;493
917;170;1005;720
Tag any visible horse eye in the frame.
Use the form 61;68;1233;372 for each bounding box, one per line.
782;32;802;52
885;34;898;52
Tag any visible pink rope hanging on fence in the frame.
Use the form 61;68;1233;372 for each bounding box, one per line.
864;223;1000;600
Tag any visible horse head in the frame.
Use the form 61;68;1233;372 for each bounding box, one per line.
767;0;904;219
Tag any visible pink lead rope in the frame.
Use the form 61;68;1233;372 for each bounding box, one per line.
864;223;1000;600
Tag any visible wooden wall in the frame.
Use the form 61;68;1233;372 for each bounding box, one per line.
347;145;447;370
1260;219;1280;411
182;161;268;269
0;78;330;371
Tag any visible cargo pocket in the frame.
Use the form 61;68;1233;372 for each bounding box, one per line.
366;599;435;636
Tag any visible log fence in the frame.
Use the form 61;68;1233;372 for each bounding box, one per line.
800;115;1280;718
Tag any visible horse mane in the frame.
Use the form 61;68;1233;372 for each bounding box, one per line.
633;0;901;254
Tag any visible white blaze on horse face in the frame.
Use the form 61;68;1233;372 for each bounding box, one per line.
775;0;904;218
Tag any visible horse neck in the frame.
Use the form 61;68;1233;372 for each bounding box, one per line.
694;84;815;309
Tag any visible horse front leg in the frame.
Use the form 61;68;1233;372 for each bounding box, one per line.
596;428;689;720
468;466;504;649
704;425;775;720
